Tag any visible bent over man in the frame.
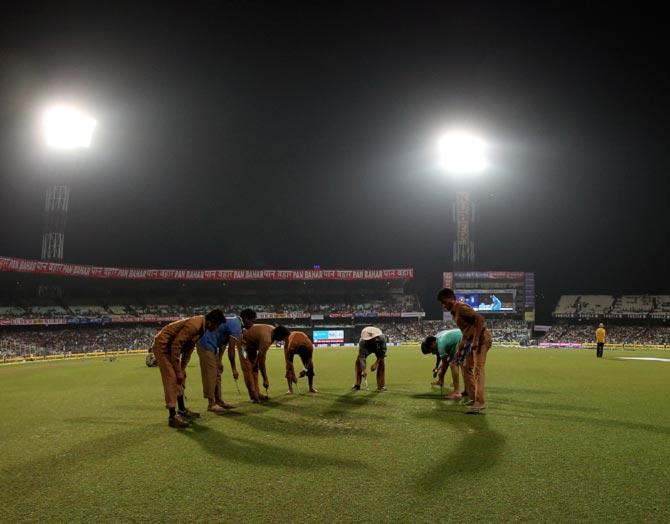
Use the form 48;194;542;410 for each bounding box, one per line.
239;308;273;402
152;309;225;428
438;288;493;414
353;326;388;392
196;315;241;413
271;325;317;394
421;328;463;400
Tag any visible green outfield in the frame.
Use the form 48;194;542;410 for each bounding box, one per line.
2;346;669;523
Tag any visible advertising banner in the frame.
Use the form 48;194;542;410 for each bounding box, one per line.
539;342;583;348
454;271;525;280
256;311;310;320
0;256;414;281
313;330;345;344
0;318;67;326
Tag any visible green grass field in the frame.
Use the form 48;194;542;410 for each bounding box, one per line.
2;346;669;523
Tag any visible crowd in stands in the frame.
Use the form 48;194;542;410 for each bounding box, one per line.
0;295;423;320
0;306;28;318
0;317;532;358
487;319;532;343
554;295;670;319
544;324;670;345
0;326;155;358
191;295;421;316
5;317;668;360
375;318;530;344
652;296;670;318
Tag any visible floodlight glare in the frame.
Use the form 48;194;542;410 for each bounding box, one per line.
43;105;97;150
438;131;487;174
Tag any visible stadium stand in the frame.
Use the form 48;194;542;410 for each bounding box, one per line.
0;326;155;358
575;295;614;318
652;295;670;318
544;323;670;346
29;305;69;317
0;295;424;322
0;262;429;360
0;306;26;318
547;294;670;347
553;294;670;321
552;295;580;317
609;295;653;318
108;305;129;315
377;318;529;344
0;318;533;360
69;305;108;316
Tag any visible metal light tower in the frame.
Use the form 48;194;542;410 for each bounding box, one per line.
438;130;487;271
453;191;475;269
39;105;96;296
42;185;70;263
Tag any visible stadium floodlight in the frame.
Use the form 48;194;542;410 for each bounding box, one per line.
42;105;97;150
438;130;487;175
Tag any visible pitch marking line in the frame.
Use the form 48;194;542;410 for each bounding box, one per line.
615;357;670;363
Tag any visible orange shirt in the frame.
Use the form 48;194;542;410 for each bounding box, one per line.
241;324;274;352
153;316;205;368
450;302;489;345
596;328;606;343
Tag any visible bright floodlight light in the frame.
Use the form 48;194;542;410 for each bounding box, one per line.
43;105;97;150
438;131;487;174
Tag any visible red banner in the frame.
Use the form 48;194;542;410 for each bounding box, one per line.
0;311;413;326
0;257;414;281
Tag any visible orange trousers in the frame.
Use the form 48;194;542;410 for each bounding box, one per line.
462;331;492;406
153;344;182;408
196;345;219;400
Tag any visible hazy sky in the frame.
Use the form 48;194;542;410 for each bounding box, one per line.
0;3;668;320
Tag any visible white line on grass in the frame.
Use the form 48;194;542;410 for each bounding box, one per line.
615;357;670;363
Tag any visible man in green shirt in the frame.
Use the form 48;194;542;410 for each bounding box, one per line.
421;328;464;400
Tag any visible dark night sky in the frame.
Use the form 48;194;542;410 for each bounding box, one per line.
0;3;668;321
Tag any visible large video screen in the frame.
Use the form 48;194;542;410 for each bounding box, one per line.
313;330;345;344
455;290;516;313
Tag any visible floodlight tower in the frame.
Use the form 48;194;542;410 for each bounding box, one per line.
39;105;96;296
438;131;487;271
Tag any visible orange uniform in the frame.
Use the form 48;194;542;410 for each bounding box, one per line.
152;316;206;408
240;324;274;400
450;302;492;408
